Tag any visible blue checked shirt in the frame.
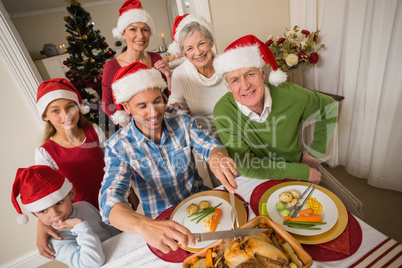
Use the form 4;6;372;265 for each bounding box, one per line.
99;109;222;222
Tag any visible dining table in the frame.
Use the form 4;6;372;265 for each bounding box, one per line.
100;176;402;268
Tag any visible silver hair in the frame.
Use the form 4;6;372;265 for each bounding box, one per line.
178;22;214;56
223;67;265;87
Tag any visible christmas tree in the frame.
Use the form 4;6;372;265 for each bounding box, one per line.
63;0;115;123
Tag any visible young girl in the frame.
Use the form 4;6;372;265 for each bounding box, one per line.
34;78;108;259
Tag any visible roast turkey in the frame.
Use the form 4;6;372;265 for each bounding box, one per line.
223;233;289;268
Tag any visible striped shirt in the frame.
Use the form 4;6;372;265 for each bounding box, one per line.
99;109;221;222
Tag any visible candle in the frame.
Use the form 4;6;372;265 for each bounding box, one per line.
161;33;166;52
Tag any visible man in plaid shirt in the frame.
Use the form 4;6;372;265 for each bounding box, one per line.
99;62;238;254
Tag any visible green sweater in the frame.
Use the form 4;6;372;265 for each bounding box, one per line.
213;82;338;181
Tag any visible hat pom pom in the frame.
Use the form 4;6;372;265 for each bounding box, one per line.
167;41;181;57
269;69;287;86
17;214;29;225
80;105;90;115
111;110;131;125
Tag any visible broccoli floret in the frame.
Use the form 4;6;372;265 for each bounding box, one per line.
281;209;290;217
276;201;286;211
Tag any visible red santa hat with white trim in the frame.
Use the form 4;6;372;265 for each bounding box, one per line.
11;165;73;225
213;35;287;86
167;13;215;56
110;62;167;124
36;78;90;118
112;0;155;39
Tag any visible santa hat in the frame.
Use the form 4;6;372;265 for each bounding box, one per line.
213;35;287;86
36;78;90;118
11;165;73;225
167;13;215;56
112;0;155;39
110;62;167;124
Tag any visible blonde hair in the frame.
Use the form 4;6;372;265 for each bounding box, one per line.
42;112;92;143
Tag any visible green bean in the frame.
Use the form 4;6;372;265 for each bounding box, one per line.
188;203;222;223
283;221;327;226
286;224;321;230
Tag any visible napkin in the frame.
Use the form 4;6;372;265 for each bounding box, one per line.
315;219;351;254
302;211;363;261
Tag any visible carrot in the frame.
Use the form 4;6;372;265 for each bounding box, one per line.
210;208;222;232
289;215;321;222
206;248;213;267
191;257;199;264
284;216;292;221
298;208;314;216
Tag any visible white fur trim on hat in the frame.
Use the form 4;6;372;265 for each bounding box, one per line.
17;214;29;225
167;41;182;57
23;178;72;212
113;9;155;39
168;14;215;56
112;68;167;104
269;69;288;87
111;111;131;125
37;90;80;117
80;105;90;114
213;44;265;77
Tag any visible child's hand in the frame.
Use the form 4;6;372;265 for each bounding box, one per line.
52;218;83;231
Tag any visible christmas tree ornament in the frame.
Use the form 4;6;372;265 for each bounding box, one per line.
90;58;95;63
63;60;68;65
104;42;109;47
64;16;69;21
82;34;88;40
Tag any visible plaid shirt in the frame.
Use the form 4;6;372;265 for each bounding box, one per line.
99;109;221;222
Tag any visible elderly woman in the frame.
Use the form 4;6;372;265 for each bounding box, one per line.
167;14;229;187
167;14;227;138
102;0;171;127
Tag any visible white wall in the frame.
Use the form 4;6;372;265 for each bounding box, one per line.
11;0;173;61
0;56;45;266
209;0;290;53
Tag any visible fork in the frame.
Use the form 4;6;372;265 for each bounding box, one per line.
229;192;239;229
288;183;316;217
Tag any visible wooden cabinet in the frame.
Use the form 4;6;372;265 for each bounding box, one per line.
34;53;69;80
34;49;168;81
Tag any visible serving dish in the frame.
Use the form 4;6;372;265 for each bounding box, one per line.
182;215;313;268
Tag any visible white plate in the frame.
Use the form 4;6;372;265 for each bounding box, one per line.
171;196;233;250
266;185;338;236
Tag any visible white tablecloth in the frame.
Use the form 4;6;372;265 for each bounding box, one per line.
101;177;400;268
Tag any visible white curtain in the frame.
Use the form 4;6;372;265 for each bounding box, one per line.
166;0;179;35
290;0;402;192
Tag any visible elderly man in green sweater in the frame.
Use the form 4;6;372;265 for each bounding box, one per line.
213;35;338;184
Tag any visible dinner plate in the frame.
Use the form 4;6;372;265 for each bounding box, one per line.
267;184;338;236
259;181;348;244
170;190;247;252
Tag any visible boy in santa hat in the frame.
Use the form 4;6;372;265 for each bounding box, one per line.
99;61;237;254
12;165;119;267
213;35;338;184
